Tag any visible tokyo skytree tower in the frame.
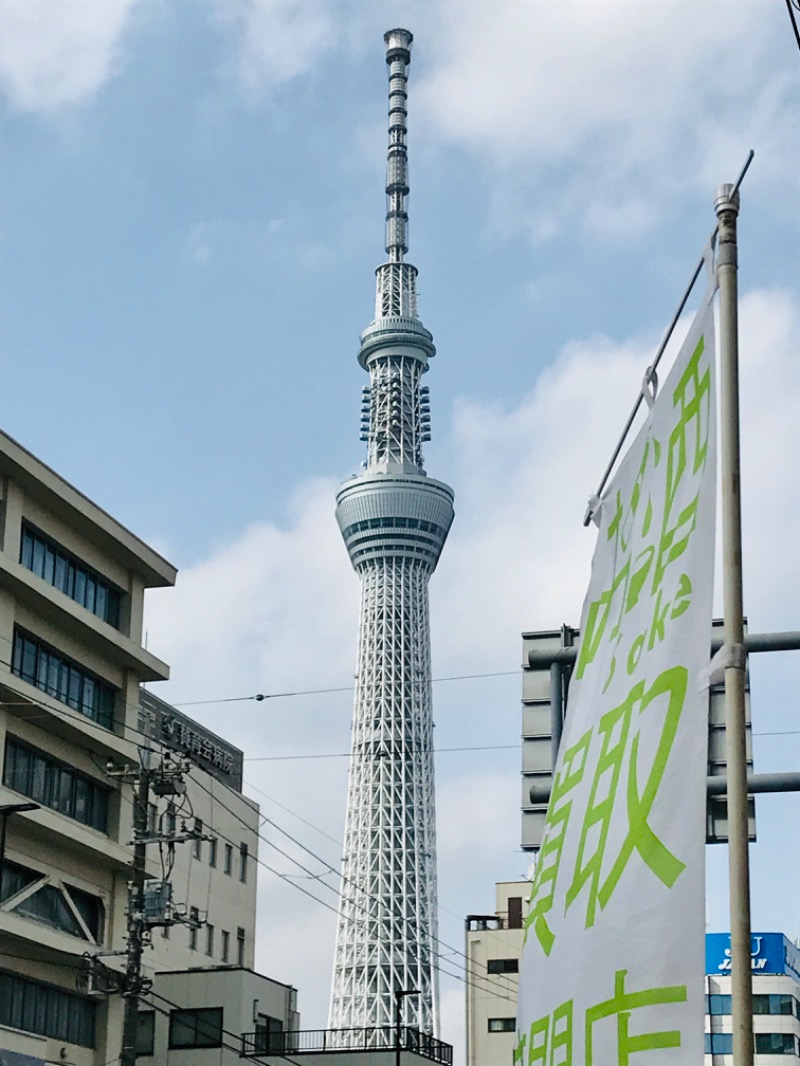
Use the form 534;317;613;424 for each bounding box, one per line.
329;29;454;1037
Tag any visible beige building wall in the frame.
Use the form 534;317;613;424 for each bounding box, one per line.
0;429;176;1066
146;765;260;975
465;881;528;1066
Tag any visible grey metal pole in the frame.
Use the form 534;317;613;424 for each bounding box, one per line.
715;182;753;1066
549;664;564;766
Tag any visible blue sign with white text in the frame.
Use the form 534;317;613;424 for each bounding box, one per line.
706;932;800;981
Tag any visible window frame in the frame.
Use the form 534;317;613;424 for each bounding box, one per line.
168;1007;223;1050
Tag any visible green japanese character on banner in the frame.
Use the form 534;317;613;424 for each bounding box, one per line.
524;731;592;955
576;438;660;682
565;666;688;928
516;1000;574;1066
585;969;687;1064
651;335;712;595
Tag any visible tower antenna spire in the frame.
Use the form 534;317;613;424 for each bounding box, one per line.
329;29;454;1039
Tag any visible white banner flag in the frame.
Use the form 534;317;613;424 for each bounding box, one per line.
517;277;717;1066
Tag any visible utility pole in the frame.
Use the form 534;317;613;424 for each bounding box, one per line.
120;752;151;1066
715;184;754;1066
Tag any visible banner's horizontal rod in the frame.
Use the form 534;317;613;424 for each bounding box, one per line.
526;628;800;670
528;770;800;806
583;150;755;527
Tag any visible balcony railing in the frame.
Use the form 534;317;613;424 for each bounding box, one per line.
241;1025;453;1064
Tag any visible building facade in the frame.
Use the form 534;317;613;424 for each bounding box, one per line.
465;882;528;1066
0;428;176;1066
137;690;259;978
705;933;800;1061
329;29;454;1036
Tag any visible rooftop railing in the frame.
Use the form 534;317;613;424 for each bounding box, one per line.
241;1025;453;1064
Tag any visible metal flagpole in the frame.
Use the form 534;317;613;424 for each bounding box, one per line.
714;183;753;1066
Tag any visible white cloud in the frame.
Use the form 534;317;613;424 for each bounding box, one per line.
415;1;798;240
211;0;336;93
0;0;140;113
144;285;800;1050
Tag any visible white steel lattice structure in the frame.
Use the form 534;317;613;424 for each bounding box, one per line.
329;29;454;1038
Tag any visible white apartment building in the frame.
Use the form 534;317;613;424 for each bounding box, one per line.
465;881;528;1066
0;428;176;1066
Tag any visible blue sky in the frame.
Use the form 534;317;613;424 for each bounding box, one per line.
2;0;799;1057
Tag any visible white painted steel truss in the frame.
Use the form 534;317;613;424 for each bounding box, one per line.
329;28;453;1039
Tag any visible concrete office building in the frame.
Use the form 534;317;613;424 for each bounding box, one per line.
705;933;800;1061
465;882;528;1066
0;427;176;1066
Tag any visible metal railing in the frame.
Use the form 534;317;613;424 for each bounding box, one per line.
241;1025;453;1064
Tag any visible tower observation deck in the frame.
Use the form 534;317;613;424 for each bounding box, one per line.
329;29;454;1038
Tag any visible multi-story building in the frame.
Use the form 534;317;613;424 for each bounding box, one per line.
0;427;176;1066
465;882;528;1066
137;690;259;976
705;933;800;1061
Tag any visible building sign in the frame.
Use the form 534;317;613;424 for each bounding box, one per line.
516;273;718;1065
138;690;243;792
706;933;800;982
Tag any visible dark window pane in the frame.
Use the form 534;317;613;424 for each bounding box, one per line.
73;570;86;604
136;1011;155;1056
169;1008;222;1050
20;529;34;569
43;547;56;584
95;583;107;620
54;554;68;592
487;958;518;974
32;539;45;577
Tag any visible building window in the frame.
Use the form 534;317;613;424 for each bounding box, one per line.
136;1010;155;1056
224;844;233;875
753;993;797;1016
488;1018;516;1033
221;930;230;964
147;803;158;835
168;1007;223;1050
206;923;215;957
20;523;122;627
12;628;117;730
208;837;217;868
754;1033;799;1055
237;927;245;967
705;1033;733;1055
189;907;199;951
705;993;732;1015
6;869;104;943
193;818;203;860
3;737;110;833
0;969;96;1047
165;802;177;836
487;958;519;974
239;842;248;883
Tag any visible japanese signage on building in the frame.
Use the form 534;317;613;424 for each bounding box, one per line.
706;933;800;982
517;279;718;1065
138;690;244;792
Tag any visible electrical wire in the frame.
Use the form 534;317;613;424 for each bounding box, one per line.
785;0;800;53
